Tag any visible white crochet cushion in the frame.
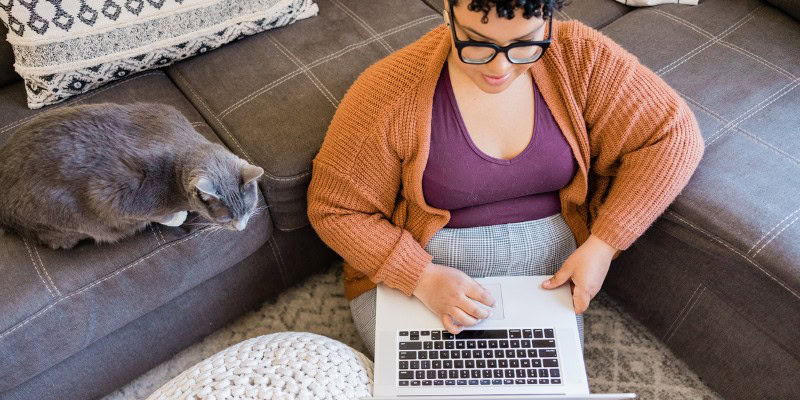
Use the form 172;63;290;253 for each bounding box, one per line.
147;332;373;400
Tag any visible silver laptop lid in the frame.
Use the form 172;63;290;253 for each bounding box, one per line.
373;276;594;397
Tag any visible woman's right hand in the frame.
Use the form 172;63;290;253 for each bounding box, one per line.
412;263;496;334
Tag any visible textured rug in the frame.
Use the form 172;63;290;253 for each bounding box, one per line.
103;264;723;399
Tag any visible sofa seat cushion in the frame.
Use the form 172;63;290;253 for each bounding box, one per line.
167;0;443;231
0;71;272;392
596;0;800;372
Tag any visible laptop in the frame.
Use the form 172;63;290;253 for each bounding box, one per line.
366;275;636;400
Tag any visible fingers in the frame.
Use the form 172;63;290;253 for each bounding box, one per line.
460;296;492;320
572;284;592;314
465;282;495;307
542;266;573;289
450;307;480;327
442;314;462;335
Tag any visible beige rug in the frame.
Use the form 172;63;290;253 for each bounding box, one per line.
103;264;723;399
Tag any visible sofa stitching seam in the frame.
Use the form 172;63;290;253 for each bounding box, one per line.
267;235;288;288
677;90;800;167
170;68;257;165
268;36;339;109
21;238;56;299
32;244;60;297
667;210;800;301
705;79;800;147
331;0;393;54
657;280;800;363
149;225;163;246
154;224;167;246
218;14;439;118
276;222;310;232
650;9;795;80
0;72;163;135
653;6;763;77
664;286;706;344
748;206;800;255
0;228;212;341
752;212;800;257
662;282;702;342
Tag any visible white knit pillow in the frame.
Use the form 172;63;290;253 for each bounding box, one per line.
147;332;374;400
0;0;318;109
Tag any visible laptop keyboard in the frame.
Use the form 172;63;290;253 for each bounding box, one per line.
396;328;562;387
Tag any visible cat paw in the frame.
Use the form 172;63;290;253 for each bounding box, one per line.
45;238;80;250
160;211;188;227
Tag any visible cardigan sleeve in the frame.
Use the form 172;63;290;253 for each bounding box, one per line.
572;31;705;250
306;73;432;296
307;160;432;296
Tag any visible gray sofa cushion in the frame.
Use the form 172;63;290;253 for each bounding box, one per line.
765;0;800;20
600;0;800;301
590;0;800;398
605;215;800;399
0;71;272;392
0;24;18;88
167;0;443;231
554;0;631;28
420;0;632;29
3;225;337;400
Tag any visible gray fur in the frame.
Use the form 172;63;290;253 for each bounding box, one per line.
0;103;264;249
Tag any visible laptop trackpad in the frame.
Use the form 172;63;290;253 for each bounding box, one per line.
480;283;505;320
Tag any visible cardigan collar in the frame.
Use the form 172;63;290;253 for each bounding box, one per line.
406;21;590;239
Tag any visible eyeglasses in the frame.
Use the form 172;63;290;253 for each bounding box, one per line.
448;1;552;65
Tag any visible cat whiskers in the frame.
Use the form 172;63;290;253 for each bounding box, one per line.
251;205;269;218
199;224;226;245
182;221;218;228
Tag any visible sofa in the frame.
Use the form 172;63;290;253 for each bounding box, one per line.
0;0;798;399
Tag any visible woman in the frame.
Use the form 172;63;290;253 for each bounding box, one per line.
308;0;704;357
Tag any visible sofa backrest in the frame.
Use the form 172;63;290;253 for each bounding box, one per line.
0;23;19;88
765;0;800;20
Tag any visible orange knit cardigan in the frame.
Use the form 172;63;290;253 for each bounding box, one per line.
307;20;704;300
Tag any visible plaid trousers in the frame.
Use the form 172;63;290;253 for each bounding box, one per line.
351;213;584;357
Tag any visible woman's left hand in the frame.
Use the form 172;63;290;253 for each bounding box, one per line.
540;234;618;314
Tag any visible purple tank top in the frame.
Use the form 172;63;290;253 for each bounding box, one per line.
422;64;578;228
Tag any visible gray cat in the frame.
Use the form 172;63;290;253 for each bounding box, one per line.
0;102;264;249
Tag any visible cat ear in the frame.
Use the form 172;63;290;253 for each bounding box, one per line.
241;164;264;186
194;177;219;201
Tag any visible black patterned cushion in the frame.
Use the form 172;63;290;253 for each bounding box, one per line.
0;0;318;108
0;23;18;88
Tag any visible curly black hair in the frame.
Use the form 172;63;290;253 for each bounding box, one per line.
450;0;566;23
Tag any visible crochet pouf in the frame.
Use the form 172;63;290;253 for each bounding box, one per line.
146;332;374;400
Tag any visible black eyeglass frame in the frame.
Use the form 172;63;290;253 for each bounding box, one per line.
448;1;552;65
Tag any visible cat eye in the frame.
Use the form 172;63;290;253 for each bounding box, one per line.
197;193;208;206
196;189;215;204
